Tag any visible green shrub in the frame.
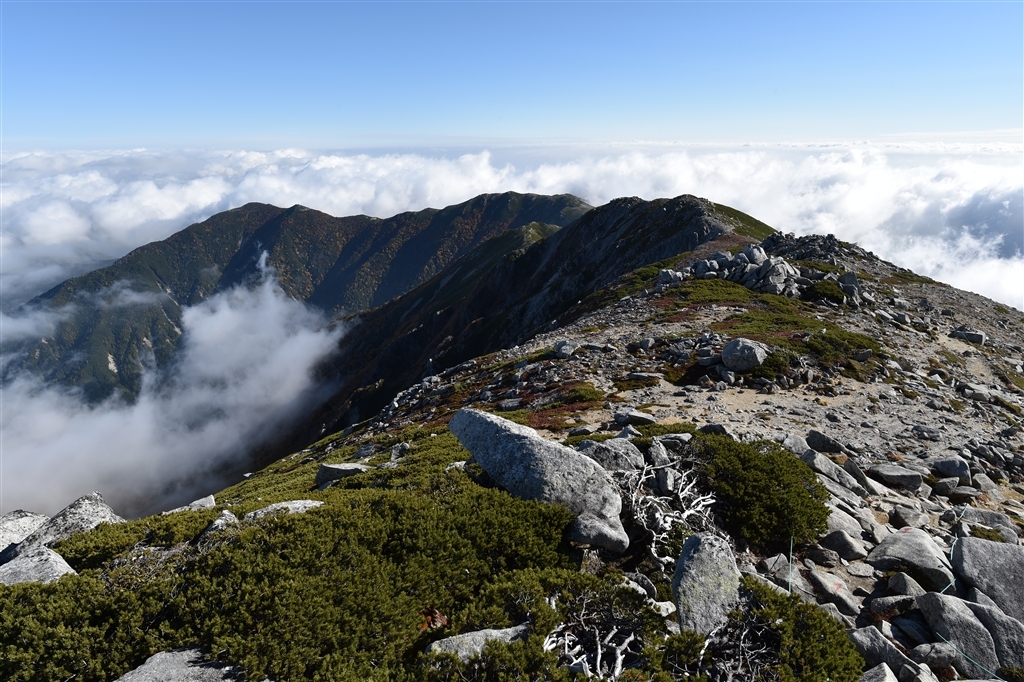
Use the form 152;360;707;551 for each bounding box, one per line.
696;436;829;550
743;577;864;681
807;280;847;305
751;350;794;379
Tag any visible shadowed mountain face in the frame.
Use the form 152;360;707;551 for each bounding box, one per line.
2;193;591;402
269;195;773;460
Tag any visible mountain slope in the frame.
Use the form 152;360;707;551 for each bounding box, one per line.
4;203;1023;681
272;195;768;456
2;192;590;401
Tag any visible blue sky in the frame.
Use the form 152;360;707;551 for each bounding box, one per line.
2;1;1021;148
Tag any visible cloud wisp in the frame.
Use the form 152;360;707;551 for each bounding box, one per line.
2;145;1021;311
0;264;344;516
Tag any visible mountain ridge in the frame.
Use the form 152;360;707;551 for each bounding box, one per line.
3;192;591;401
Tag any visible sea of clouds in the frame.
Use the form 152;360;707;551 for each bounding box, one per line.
2;145;1021;515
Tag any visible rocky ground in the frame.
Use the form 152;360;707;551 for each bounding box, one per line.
2;234;1023;681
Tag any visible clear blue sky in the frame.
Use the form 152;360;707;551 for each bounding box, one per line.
2;1;1021;148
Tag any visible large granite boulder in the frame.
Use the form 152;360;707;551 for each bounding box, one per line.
0;546;76;586
0;510;49;554
449;408;629;552
964;600;1024;669
113;648;243;681
0;492;123;565
917;593;999;678
671;533;740;635
865;527;954;591
952;537;1024;623
720;338;769;372
577;439;645;471
426;624;530;661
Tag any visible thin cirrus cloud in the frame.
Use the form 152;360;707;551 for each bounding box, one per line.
2;145;1021;312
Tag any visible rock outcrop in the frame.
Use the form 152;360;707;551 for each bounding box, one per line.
449;408;629;552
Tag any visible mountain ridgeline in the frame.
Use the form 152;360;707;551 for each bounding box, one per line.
275;194;776;460
2;192;591;401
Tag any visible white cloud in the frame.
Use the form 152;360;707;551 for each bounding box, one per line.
0;268;344;516
2;144;1020;309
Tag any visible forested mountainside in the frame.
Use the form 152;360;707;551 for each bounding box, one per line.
2;192;589;401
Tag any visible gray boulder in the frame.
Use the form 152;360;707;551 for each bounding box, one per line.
577;439;645;471
807;430;846;454
163;495;216;515
672;533;740;635
952;537;1024;622
243;500;323;521
917;592;999;678
964;600;1024;669
426;624;530;661
800;450;866;496
860;663;898;682
847;627;929;682
449;409;629;552
888;572;926;597
866;528;954;591
826;504;866;538
0;491;124;564
200;510;239;538
908;643;957;668
0;510;49;554
613;408;658;426
0;546;76;586
316;463;371;489
819;530;869;561
890;507;930;530
867;465;923;490
927;456;972;486
806;569;861;616
113;648;243;681
720;338;769;372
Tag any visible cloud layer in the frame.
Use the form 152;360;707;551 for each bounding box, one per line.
3;145;1021;310
1;144;1021;516
1;268;343;516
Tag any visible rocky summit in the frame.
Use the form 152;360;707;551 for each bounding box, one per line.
2;192;1023;682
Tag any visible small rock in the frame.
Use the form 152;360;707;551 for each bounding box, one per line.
613;409;658;426
163;495;217;515
200;510;239;538
860;663;898;682
243;500;323;520
806;569;861;616
316;463;371;489
426;624;530;662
